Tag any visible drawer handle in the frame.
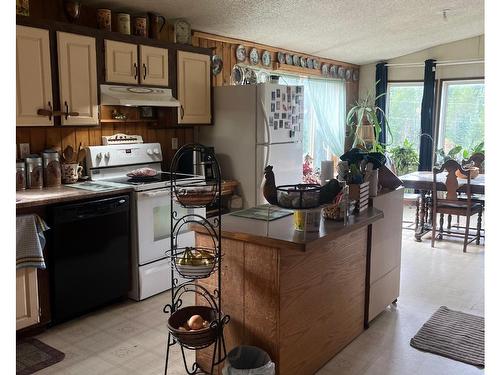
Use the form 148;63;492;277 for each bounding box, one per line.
142;63;147;80
134;63;138;80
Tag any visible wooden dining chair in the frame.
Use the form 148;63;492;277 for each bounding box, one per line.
466;152;485;173
431;160;483;252
452;152;485;243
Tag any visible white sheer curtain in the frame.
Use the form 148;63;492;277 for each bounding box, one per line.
279;74;346;169
306;78;346;167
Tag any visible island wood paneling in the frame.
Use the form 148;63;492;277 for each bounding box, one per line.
194;226;368;375
279;227;367;374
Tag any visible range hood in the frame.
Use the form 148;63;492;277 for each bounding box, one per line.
100;84;180;107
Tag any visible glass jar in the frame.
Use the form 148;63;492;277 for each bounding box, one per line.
42;151;61;187
16;161;26;191
25;155;44;189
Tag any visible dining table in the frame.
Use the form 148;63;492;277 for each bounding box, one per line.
399;171;485;241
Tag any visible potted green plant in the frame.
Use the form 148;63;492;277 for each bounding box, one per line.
389;138;419;176
346;83;392;152
435;141;484;165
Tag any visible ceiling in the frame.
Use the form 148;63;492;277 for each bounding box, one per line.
83;0;484;65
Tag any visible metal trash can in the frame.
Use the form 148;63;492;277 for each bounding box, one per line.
222;345;275;375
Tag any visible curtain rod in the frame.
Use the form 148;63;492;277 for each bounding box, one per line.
385;59;484;68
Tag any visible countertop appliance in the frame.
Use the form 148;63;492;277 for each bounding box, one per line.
199;83;304;208
48;195;130;323
85;141;205;301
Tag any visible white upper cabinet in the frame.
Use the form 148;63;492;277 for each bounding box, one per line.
105;41;169;87
57;32;99;125
140;45;169;86
16;26;54;126
105;40;138;84
177;51;211;124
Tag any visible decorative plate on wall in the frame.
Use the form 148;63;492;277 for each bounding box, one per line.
262;50;272;67
300;56;307;68
231;64;245;85
212;55;223;75
307;57;314;69
353;69;359;81
249;48;260;65
345;68;352;81
313;59;320;69
277;51;286;64
293;55;300;66
236;45;247;62
321;63;330;76
285;53;293;65
338;66;346;79
330;65;338;78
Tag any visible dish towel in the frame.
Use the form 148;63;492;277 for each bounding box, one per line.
16;214;50;270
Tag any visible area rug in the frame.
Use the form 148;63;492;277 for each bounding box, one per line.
410;306;484;367
16;338;65;375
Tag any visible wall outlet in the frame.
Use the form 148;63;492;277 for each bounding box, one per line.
172;137;178;150
18;143;30;159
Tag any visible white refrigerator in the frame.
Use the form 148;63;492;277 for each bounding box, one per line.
199;83;304;208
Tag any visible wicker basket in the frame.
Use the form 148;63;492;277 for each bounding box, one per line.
174;247;217;279
168;306;218;348
175;185;218;207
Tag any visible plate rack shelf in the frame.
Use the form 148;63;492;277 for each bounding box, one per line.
164;143;229;375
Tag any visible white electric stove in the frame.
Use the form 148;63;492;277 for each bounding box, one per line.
86;137;205;300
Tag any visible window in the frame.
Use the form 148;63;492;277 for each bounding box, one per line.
385;82;424;151
437;80;484;154
279;74;346;169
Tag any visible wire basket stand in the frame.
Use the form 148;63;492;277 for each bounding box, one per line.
164;144;229;375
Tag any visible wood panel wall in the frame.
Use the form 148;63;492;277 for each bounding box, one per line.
16;124;193;170
190;31;360;112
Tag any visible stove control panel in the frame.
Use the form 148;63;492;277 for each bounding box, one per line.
86;143;163;172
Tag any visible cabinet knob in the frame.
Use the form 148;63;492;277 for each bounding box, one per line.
180;105;184;119
143;63;147;80
134;63;138;80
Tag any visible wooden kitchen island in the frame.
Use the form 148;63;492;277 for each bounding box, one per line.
193;207;383;375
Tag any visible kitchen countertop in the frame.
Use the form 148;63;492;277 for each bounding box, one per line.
16;185;134;209
194;206;383;251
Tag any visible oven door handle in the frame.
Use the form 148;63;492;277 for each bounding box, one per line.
139;189;171;198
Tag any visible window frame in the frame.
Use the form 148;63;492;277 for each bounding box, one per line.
385;80;424;148
435;77;485;153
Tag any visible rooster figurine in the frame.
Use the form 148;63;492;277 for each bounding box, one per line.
263;165;343;206
263;165;278;205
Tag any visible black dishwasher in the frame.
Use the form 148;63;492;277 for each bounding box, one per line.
48;195;130;324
